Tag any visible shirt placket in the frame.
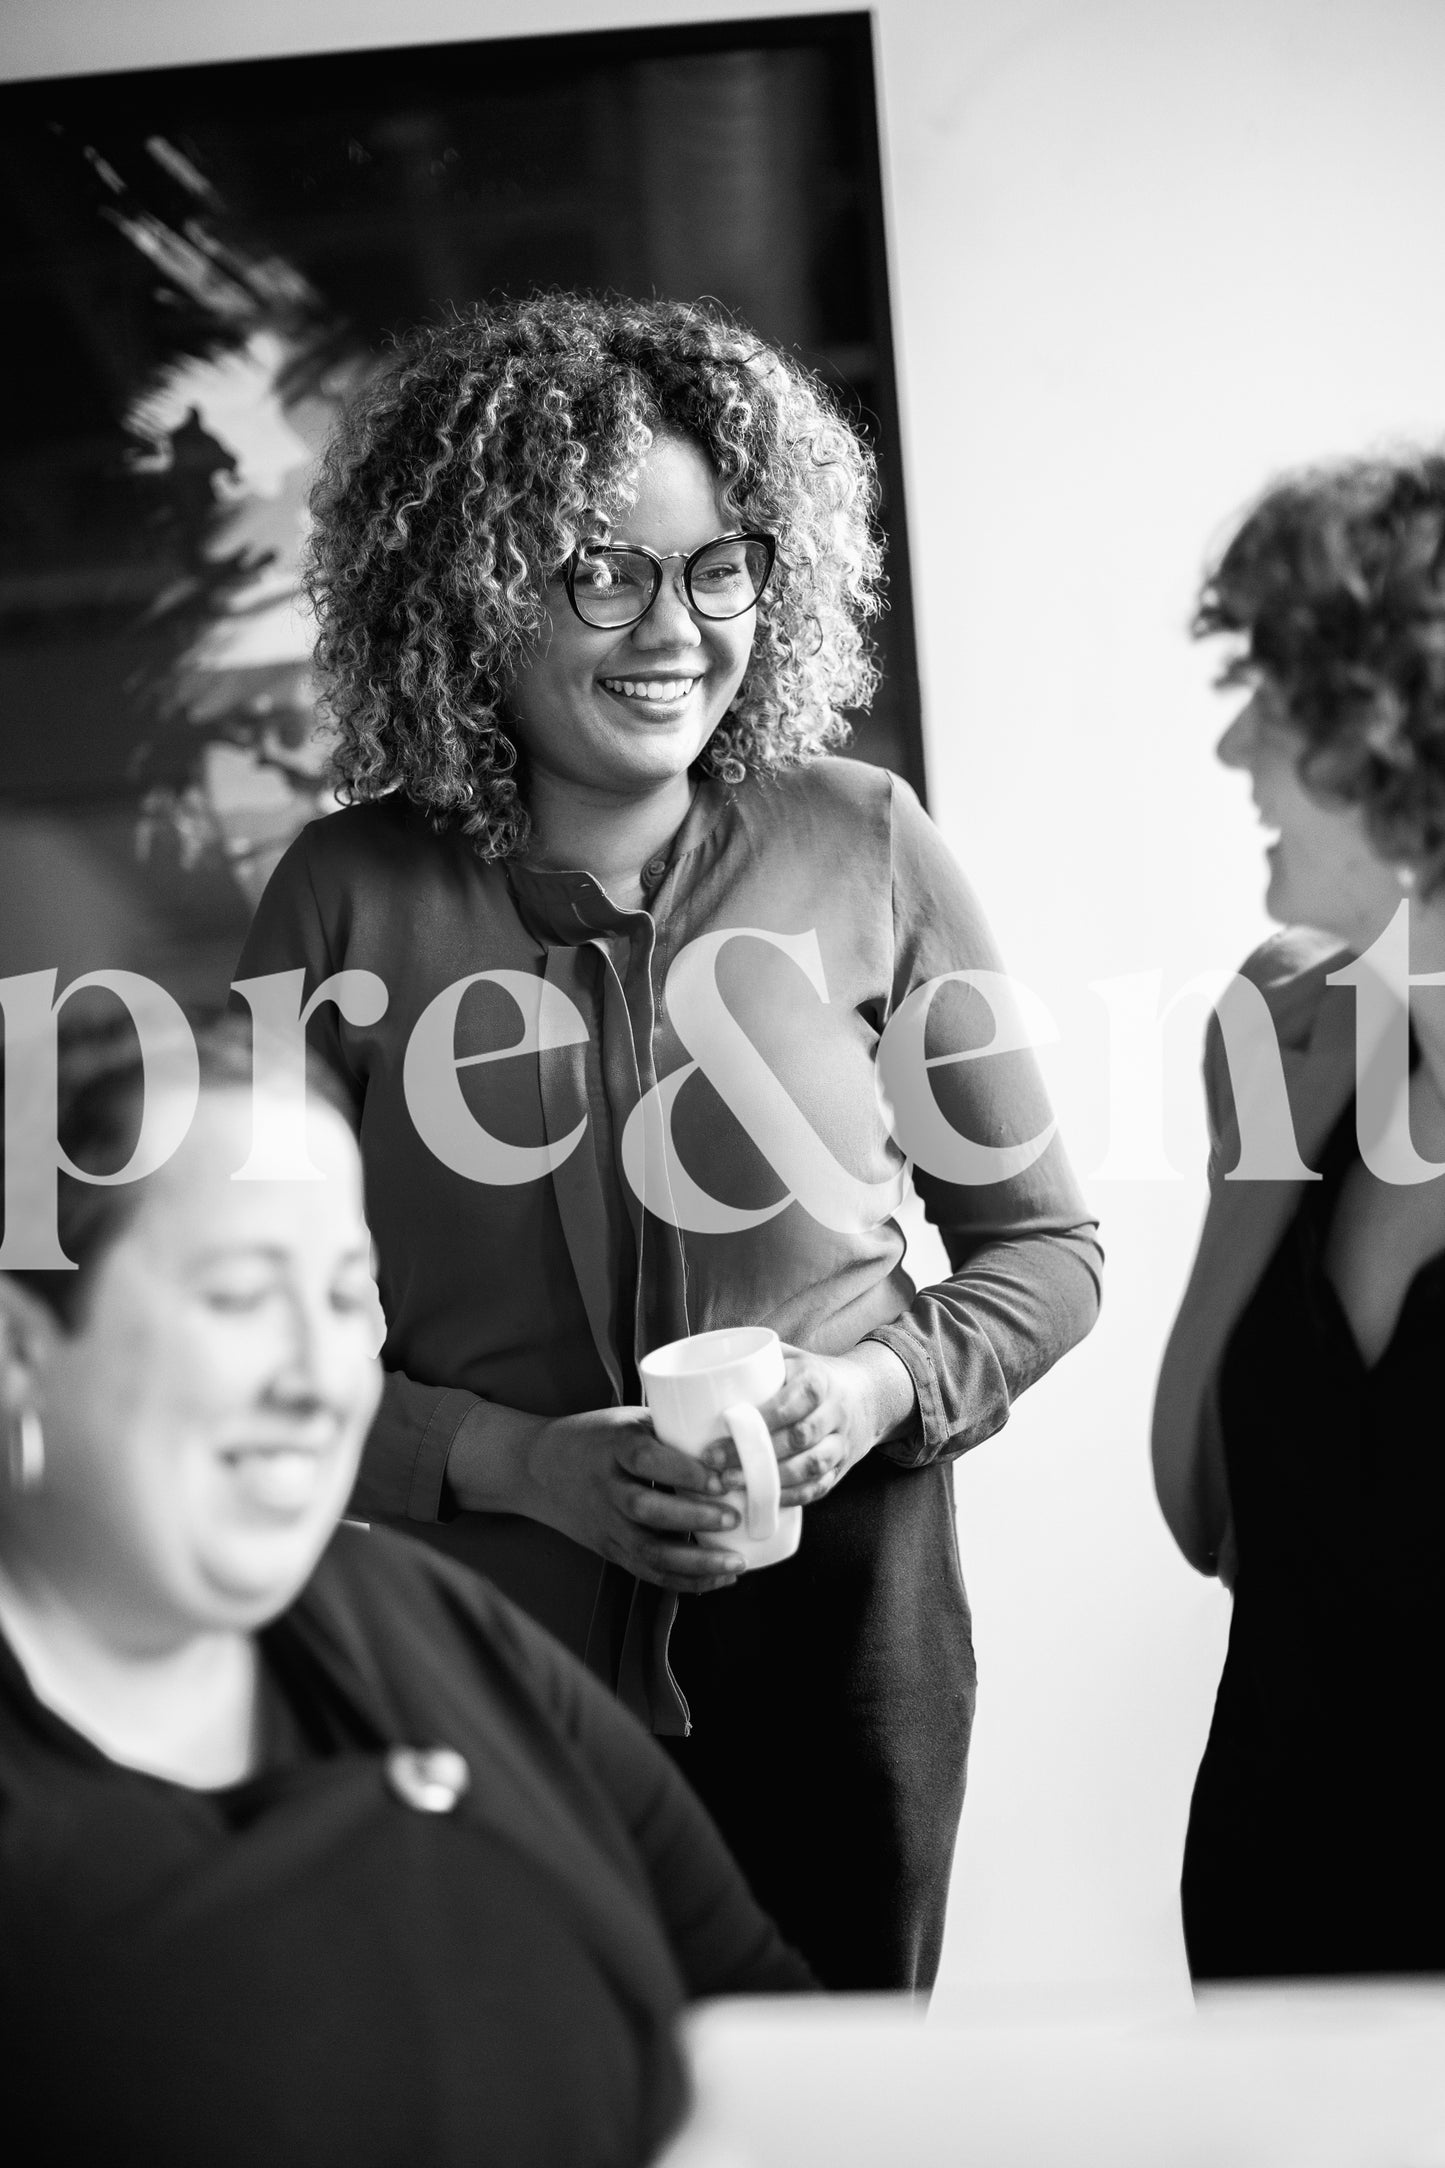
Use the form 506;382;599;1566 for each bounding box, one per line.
537;945;628;1405
596;913;693;1373
590;909;696;1737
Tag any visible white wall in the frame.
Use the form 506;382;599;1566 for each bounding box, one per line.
13;0;1445;1995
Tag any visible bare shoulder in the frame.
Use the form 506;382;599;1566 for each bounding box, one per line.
1231;926;1353;1044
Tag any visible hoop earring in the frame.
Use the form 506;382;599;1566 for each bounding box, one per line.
9;1406;44;1492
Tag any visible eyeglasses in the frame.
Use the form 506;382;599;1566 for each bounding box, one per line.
563;530;776;631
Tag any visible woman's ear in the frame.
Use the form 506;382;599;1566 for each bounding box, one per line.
0;1275;63;1421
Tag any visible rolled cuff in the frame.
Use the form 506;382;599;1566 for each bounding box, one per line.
862;1317;1009;1469
860;1223;1102;1471
350;1375;478;1524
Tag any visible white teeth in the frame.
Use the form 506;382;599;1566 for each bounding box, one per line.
602;678;698;702
224;1447;326;1513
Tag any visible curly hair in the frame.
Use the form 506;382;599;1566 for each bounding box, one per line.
1195;450;1445;882
305;293;884;857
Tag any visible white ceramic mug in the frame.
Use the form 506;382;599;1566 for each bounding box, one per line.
639;1326;803;1571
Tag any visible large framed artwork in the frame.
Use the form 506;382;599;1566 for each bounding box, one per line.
0;10;920;1004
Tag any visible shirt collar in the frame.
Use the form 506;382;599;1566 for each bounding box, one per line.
504;775;731;946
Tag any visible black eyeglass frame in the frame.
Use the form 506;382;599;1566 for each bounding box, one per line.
562;529;777;631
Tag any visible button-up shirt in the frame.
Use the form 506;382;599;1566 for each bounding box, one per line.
236;758;1102;1726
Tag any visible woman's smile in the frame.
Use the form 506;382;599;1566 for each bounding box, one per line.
1219;682;1407;945
16;1086;383;1633
597;672;704;714
217;1438;337;1516
505;434;757;805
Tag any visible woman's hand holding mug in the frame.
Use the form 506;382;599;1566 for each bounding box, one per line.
640;1328;803;1571
445;1332;917;1586
528;1407;749;1593
755;1341;920;1505
446;1398;749;1592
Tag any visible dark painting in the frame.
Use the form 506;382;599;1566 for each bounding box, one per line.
0;12;920;1003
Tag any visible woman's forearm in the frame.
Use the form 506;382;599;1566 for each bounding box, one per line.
431;1345;917;1523
444;1398;553;1516
442;1397;750;1593
869;1218;1103;1469
841;1339;919;1449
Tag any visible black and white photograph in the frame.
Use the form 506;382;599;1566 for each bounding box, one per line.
3;2;1445;2162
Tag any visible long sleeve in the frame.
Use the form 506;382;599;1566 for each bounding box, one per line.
233;827;484;1524
349;1371;475;1521
325;1533;819;2000
862;778;1103;1467
232;824;359;1099
506;1591;818;1998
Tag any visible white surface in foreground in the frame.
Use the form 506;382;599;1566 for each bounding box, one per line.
664;1981;1445;2168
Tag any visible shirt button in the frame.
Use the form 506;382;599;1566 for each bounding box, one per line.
385;1746;471;1813
643;857;667;885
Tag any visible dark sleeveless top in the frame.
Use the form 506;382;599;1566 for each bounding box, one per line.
1183;1100;1445;1978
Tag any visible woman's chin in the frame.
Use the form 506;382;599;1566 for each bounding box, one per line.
1264;868;1350;942
191;1520;337;1626
1262;847;1302;927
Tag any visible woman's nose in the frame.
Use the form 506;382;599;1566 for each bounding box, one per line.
271;1296;360;1414
1216;697;1260;771
633;570;703;649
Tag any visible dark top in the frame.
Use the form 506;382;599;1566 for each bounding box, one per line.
1184;1102;1445;1977
0;1527;812;2166
233;760;1102;1726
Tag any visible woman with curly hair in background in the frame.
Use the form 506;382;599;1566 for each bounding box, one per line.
237;293;1102;1990
1154;450;1445;1979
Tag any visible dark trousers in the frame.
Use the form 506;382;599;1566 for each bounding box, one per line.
661;1454;975;1992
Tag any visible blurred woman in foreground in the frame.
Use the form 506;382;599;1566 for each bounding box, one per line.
1154;452;1445;1978
0;1017;809;2167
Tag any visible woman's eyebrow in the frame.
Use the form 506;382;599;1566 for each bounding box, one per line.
185;1243;290;1269
185;1242;373;1266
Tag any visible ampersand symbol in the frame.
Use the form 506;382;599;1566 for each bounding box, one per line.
621;927;906;1234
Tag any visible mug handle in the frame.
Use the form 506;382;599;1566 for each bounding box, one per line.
722;1401;781;1543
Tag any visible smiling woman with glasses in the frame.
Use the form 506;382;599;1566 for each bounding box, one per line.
564;531;776;630
237;292;1102;1993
